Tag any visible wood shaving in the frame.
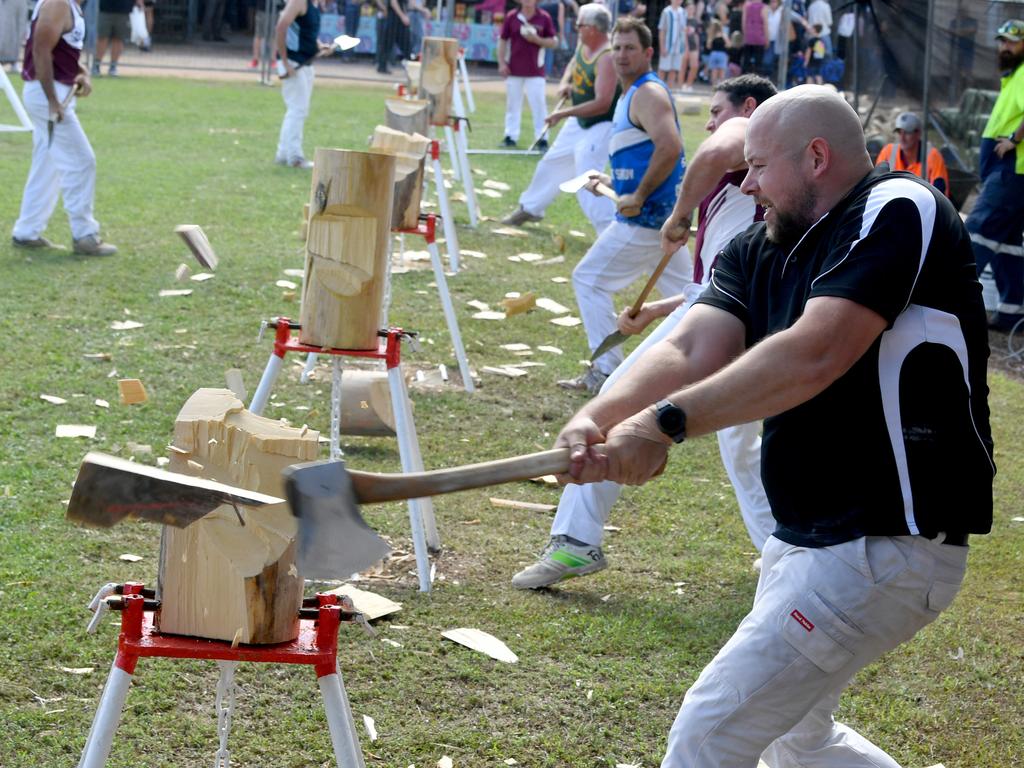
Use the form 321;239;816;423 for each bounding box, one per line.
537;345;563;354
441;628;518;663
110;320;144;331
492;226;530;237
191;273;215;282
472;311;506;320
460;249;487;259
550;315;582;327
536;298;570;314
514;252;544;262
481;366;527;378
275;279;298;290
119;553;143;562
40;394;67;405
158;289;193;297
551;276;569;283
500;343;531;351
55;424;96;438
483;179;511;191
466;299;490;311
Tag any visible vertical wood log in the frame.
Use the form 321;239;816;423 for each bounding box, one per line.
384;98;431;137
156;389;320;644
299;148;396;350
419;37;459;126
370;126;431;229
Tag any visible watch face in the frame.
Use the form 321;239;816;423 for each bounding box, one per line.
659;407;684;434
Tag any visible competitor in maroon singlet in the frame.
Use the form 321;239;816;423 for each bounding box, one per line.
12;0;117;255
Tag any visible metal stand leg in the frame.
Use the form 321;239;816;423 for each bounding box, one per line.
300;352;318;384
450;87;478;230
78;661;133;768
249;351;285;416
457;53;475;114
443;125;461;182
214;661;239;768
431;153;460;271
330;358;344;461
318;667;366;768
427;241;474;394
386;365;435;590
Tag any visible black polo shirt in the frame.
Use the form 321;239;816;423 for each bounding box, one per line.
698;167;995;547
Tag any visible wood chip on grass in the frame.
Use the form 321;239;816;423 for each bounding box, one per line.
55;424;96;438
489;497;555;512
441;627;518;663
550;316;582;327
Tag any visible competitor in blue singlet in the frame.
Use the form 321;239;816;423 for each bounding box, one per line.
558;17;693;393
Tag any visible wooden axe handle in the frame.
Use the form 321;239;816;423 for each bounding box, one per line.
348;448;575;503
593;181;618;202
527;96;567;151
625;246;677;319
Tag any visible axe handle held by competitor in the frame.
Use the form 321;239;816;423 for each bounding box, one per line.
623;244;678;320
527;95;567;152
347;448;577;503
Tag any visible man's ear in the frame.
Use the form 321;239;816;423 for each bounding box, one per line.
742;96;757;117
808;136;831;175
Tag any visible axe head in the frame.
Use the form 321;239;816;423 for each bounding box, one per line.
333;34;360;51
558;169;604;195
66;452;283;529
283;459;392;581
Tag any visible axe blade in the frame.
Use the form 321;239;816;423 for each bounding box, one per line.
590;329;629;362
66;452;283;529
284;459;392;581
558;169;603;195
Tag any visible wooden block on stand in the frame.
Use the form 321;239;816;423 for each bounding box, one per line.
419;37;459;126
384;98;431;142
299;148;396;350
371;125;431;230
156;388;320;644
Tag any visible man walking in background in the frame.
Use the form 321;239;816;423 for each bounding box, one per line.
497;0;558;148
92;0;137;76
12;0;117;255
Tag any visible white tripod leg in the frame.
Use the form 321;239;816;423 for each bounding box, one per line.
318;666;367;768
249;351;285;415
78;661;133;768
457;53;476;113
428;241;474;393
443;124;461;182
300;352;318;384
432;154;460;270
386;365;437;589
450;86;478;230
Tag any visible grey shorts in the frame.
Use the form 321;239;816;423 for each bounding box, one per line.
96;11;129;40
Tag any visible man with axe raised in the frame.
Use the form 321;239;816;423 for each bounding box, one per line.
501;2;619;233
11;0;117;255
513;73;777;590
556;16;692;394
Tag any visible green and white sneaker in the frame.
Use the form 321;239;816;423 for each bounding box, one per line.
511;535;607;589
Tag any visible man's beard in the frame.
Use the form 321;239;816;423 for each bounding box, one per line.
998;48;1024;73
764;187;818;245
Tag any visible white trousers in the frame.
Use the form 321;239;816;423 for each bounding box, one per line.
276;63;314;164
552;296;775;552
662;533;968;767
572;221;693;375
12;80;100;242
503;75;547;142
518;117;615;233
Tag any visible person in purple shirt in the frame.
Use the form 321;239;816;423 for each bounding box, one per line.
497;0;558;148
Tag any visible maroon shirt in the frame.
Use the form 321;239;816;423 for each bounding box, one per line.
22;0;85;85
500;8;556;78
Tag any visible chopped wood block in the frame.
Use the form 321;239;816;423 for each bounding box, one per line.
442;627;518;663
158;388;320;644
500;292;536;316
56;424;96;438
384;97;431;136
489;497;556;512
175;224;218;269
118;379;148;405
536;297;570;314
419;37;458;125
324;584;402;620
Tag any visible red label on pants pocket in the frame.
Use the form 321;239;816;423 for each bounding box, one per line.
790;609;814;632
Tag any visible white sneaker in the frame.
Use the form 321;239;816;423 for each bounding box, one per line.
511;535;607;589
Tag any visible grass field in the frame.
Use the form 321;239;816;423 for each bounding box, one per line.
0;75;1022;768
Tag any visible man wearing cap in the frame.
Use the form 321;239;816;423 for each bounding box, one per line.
966;19;1024;333
874;111;949;197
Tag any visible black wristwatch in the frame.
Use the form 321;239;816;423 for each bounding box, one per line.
654;399;687;443
1010;134;1021;146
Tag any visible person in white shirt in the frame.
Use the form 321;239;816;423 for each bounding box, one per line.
657;0;687;89
807;0;832;56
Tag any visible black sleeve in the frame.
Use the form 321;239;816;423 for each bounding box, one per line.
694;237;752;329
808;180;935;325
